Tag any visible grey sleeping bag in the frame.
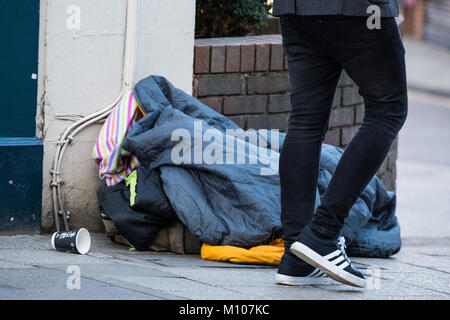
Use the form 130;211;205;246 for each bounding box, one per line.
122;75;401;258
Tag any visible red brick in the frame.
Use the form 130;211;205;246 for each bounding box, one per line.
197;76;243;97
225;45;241;73
387;153;397;171
338;71;353;87
377;157;389;176
341;126;359;146
389;138;398;161
270;43;284;71
228;115;245;128
329;107;355;127
192;76;199;98
342;86;363;106
247;114;287;131
199;96;222;113
247;74;290;94
402;0;426;40
241;44;255;72
223;95;267;115
194;45;210;74
390;162;397;180
355;103;365;124
268;94;290;113
255;44;270;71
391;135;399;152
379;170;396;191
324;128;340;146
210;45;226;73
333;88;342;107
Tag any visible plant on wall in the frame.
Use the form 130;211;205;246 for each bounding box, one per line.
195;0;272;38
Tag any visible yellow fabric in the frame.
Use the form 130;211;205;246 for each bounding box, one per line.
136;102;146;116
201;239;285;266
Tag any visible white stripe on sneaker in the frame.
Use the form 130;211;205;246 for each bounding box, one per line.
330;254;345;265
307;268;321;277
323;249;341;260
313;271;324;278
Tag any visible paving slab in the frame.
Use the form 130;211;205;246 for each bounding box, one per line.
0;268;162;300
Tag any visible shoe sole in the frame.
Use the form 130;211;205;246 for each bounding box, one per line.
290;242;366;288
275;273;334;286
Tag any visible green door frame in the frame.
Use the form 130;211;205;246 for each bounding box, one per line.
0;0;43;232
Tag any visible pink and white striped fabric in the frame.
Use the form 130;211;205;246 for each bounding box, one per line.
92;90;144;186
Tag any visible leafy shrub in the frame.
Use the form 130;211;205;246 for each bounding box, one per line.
195;0;272;38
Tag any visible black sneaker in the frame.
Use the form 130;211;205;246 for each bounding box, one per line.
290;226;366;288
275;249;333;286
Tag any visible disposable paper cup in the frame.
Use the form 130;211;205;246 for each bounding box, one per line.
51;228;91;254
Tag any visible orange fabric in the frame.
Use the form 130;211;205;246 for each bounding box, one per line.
201;239;285;266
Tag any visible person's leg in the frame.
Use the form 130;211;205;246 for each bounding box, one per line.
290;16;407;288
276;15;342;286
278;15;342;247
309;17;408;239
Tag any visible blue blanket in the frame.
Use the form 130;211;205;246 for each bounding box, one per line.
123;75;401;258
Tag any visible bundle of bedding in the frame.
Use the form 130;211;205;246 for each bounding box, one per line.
93;75;401;259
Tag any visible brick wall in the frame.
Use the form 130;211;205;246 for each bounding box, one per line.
192;35;398;191
402;0;426;40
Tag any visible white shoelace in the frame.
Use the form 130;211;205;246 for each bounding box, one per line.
338;236;346;250
337;236;353;268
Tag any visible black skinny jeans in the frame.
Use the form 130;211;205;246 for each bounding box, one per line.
279;15;408;245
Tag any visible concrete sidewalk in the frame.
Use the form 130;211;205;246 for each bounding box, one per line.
404;38;450;97
397;38;450;239
1;233;449;300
